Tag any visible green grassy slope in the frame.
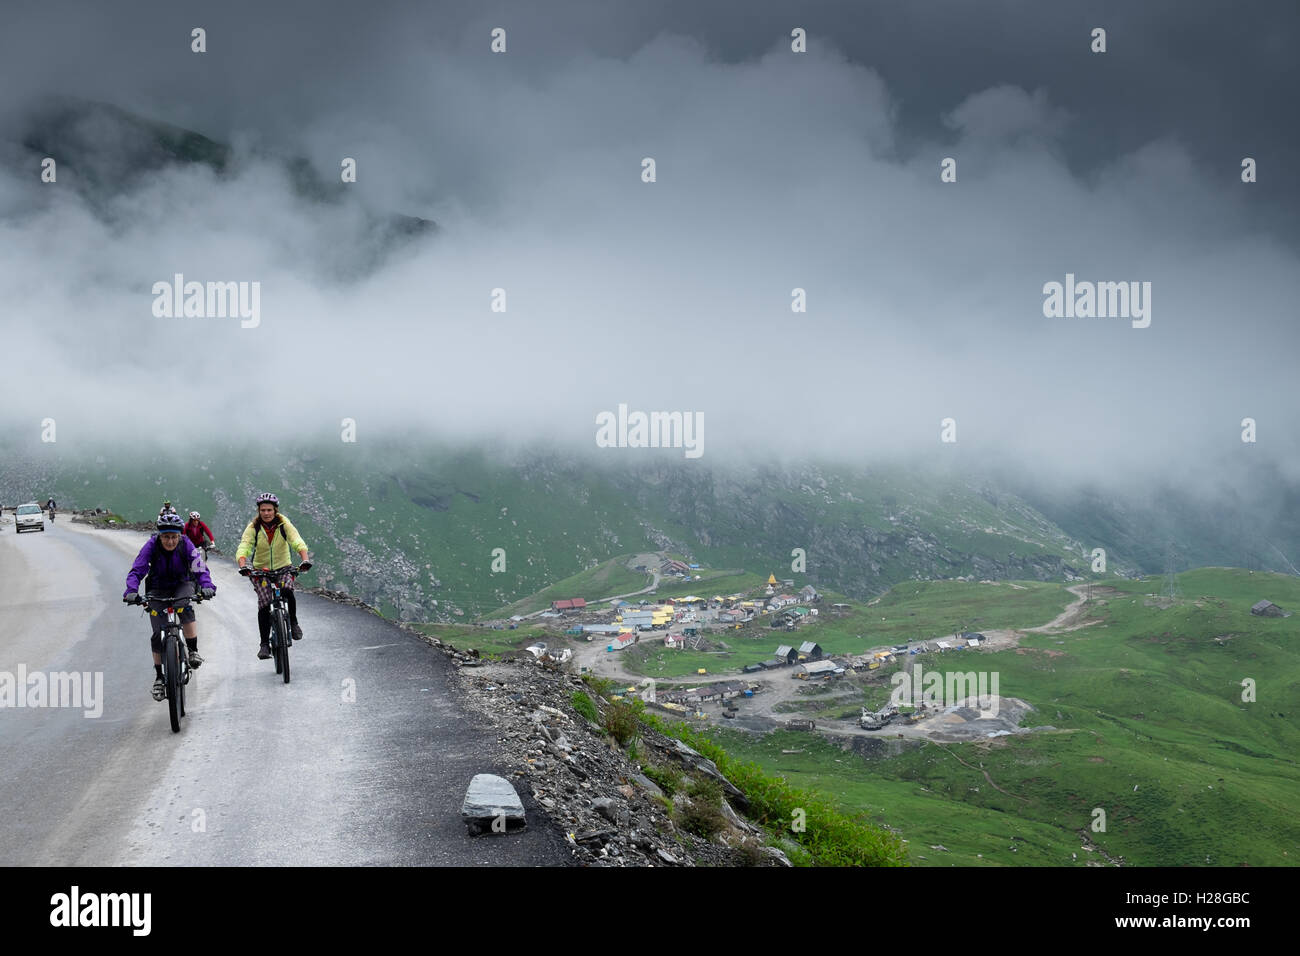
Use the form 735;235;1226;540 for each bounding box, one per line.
694;569;1300;866
489;554;651;618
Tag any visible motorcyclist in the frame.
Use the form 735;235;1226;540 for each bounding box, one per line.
235;492;311;660
124;512;216;700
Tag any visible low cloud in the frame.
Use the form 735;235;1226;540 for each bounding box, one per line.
0;3;1295;507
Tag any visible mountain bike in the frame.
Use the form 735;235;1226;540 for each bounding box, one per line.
249;567;307;684
126;586;208;732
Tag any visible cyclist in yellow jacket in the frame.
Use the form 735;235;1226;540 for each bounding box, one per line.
236;492;312;660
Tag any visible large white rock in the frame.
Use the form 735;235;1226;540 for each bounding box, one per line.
462;774;526;834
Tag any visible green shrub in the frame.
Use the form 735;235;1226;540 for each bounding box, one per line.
686;776;723;804
735;839;769;867
774;837;813;866
581;673;617;699
641;762;683;797
570;690;599;724
603;697;644;748
677;784;728;839
644;713;907;867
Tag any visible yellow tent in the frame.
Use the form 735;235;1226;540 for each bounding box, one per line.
767;573;778;585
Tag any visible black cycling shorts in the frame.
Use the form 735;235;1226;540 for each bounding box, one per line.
144;582;197;638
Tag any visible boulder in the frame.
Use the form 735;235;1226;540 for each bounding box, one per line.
461;773;527;835
667;739;749;810
629;773;664;798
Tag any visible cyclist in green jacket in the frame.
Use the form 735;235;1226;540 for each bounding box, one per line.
235;492;311;660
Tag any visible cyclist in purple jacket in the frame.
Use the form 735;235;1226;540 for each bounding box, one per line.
124;512;216;701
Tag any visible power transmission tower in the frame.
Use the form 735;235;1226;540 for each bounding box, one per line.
1163;544;1181;601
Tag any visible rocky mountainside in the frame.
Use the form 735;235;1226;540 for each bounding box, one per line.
448;648;789;866
3;438;1112;622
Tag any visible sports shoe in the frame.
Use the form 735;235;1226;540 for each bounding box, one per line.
257;642;272;660
152;678;166;701
291;623;303;641
188;650;204;669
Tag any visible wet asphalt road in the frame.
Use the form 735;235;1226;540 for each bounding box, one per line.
0;514;570;866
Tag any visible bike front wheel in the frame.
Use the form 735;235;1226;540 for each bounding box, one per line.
165;631;182;733
275;608;291;684
271;612;284;675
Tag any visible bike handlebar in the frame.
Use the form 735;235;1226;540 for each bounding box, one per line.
125;590;210;606
245;565;309;578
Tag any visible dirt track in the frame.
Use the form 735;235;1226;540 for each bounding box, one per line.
966;583;1100;652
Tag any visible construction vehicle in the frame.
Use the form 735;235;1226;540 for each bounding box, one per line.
860;705;901;730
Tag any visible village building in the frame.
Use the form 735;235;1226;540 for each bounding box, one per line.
618;606;671;629
797;641;824;661
777;607;811;627
795;660;842;679
1250;600;1290;618
551;598;588;613
606;632;637;652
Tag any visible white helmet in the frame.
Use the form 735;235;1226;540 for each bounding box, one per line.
190;511;201;519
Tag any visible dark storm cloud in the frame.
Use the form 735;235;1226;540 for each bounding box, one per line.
5;1;1295;217
0;0;1296;495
